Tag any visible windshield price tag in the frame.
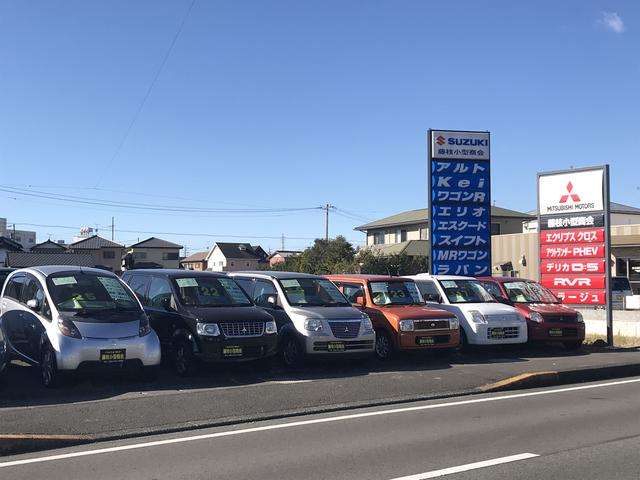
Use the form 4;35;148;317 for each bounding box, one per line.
52;276;78;286
176;278;199;288
97;277;131;301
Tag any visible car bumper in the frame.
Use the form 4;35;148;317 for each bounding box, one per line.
528;322;585;341
56;332;161;371
305;331;375;355
196;334;279;362
466;323;528;345
398;329;460;350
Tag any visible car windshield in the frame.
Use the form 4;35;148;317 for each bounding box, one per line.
503;281;559;303
438;279;495;304
279;278;350;307
47;273;140;312
173;276;252;307
369;281;423;306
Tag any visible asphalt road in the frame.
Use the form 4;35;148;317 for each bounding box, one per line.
2;345;640;439
1;376;640;479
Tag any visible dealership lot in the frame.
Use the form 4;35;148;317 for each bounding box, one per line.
2;345;640;441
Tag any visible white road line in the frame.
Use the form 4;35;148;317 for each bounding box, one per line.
388;453;539;479
1;377;639;469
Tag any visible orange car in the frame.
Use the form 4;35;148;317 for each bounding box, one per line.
326;275;460;360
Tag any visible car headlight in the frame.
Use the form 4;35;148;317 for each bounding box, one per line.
469;310;487;324
576;312;584;323
399;319;414;332
448;317;459;329
265;320;278;334
304;318;323;332
196;322;220;337
361;315;373;332
530;312;544;324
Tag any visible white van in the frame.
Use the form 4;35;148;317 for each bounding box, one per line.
230;271;375;366
408;274;528;346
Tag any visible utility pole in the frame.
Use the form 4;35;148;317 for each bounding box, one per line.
111;217;115;241
323;203;333;242
281;234;285;251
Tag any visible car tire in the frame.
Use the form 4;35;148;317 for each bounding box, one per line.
41;343;61;388
460;328;471;351
374;329;394;361
173;340;197;377
281;334;304;368
563;340;583;351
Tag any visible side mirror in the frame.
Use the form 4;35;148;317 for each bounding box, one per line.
161;296;173;312
265;294;280;309
27;299;40;310
423;293;442;303
353;295;366;308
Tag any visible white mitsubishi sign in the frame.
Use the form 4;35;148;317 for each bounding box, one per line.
430;130;490;160
538;168;605;215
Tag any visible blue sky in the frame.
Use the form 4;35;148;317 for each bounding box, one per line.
1;1;638;254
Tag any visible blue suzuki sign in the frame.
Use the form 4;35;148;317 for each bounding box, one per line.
429;130;491;276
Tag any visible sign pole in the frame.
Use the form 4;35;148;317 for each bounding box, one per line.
603;165;613;347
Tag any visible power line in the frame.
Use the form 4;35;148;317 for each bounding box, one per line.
95;0;198;187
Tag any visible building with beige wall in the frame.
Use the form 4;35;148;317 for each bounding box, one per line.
128;237;183;269
68;235;125;274
180;251;208;271
206;243;265;272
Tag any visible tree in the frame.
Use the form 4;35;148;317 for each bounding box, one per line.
357;250;429;276
271;236;357;274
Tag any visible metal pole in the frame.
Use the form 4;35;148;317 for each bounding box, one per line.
111;217;115;241
325;204;331;242
604;165;613;347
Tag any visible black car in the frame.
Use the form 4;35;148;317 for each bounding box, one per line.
121;269;278;375
0;269;14;380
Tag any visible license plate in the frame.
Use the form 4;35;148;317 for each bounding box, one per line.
327;342;345;352
490;328;505;339
549;328;563;337
100;349;125;363
417;337;435;346
223;346;243;357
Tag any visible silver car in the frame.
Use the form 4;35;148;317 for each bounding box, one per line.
0;266;161;387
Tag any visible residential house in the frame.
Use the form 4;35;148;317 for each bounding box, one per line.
6;252;94;268
31;240;68;253
268;250;301;267
127;237;183;269
206;243;265;272
0;236;23;267
354;206;535;257
180;251;208;271
68;235;126;274
0;218;36;251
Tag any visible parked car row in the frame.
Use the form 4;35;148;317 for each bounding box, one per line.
0;266;585;387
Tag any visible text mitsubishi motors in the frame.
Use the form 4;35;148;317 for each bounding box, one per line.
428;130;491;276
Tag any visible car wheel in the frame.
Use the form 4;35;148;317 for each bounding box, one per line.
563;340;583;351
374;329;394;361
281;334;303;368
460;328;470;351
174;340;197;377
41;344;61;388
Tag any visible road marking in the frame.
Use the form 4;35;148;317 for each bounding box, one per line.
388;453;539;479
1;377;639;468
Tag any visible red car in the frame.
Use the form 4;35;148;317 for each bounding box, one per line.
478;277;585;350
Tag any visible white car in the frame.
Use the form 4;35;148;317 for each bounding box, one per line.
408;274;527;346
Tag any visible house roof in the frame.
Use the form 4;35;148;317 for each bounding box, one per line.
250;245;269;260
6;252;95;268
180;251;208;263
69;235;123;250
212;243;263;260
269;250;302;259
355;206;534;231
129;237;183;249
0;236;24;252
31;240;67;251
364;239;430;256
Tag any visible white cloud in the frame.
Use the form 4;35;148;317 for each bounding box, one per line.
600;11;625;33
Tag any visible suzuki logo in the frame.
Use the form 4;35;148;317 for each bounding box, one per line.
436;135;446;145
559;182;581;204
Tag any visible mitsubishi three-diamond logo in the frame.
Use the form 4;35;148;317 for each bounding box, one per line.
436;135;446;145
559;182;581;204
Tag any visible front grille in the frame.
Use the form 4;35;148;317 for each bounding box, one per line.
313;340;374;351
328;320;361;339
544;315;578;324
414;319;450;330
486;314;520;324
220;322;264;337
487;326;520;340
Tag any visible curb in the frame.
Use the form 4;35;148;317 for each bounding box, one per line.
3;361;640;457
